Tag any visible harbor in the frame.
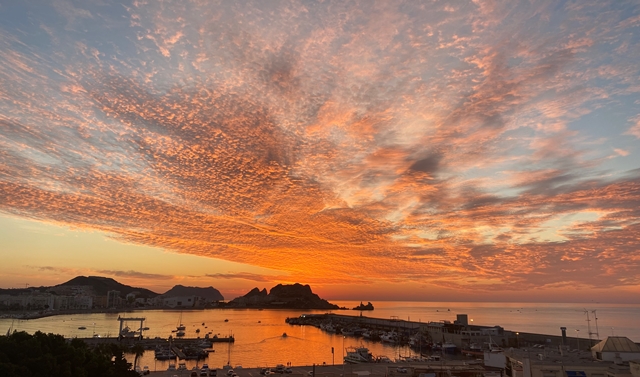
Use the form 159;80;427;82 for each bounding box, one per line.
3;301;639;371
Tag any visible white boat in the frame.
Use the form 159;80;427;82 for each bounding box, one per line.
120;326;138;338
176;312;186;331
344;346;373;363
380;332;398;343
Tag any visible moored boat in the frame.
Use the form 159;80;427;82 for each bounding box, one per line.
344;346;373;363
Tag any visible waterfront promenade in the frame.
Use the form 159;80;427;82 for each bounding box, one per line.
144;360;485;377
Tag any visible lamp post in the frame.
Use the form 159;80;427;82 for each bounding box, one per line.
516;332;519;348
342;336;345;377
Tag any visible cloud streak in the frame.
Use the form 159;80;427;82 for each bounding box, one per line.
1;0;640;298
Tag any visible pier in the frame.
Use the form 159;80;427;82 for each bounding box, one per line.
287;313;591;350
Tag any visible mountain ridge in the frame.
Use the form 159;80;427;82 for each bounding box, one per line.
161;284;224;301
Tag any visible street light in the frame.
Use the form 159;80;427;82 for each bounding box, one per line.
516;332;519;348
342;336;345;377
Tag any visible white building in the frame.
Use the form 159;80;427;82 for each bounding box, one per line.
591;337;640;362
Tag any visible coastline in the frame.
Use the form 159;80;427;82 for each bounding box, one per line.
0;306;222;320
0;305;352;321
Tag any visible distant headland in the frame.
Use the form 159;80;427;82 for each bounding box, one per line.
0;276;344;318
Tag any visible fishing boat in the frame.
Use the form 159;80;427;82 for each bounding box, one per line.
344;346;373;363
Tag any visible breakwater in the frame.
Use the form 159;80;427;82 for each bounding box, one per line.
286;313;601;350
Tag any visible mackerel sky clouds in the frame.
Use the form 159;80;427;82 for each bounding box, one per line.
1;0;639;302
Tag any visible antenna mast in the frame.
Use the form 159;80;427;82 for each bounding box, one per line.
584;309;594;345
591;310;600;341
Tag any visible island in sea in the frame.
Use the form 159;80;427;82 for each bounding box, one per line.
352;301;374;310
226;283;340;309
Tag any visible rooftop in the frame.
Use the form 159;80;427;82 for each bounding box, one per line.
592;337;640;353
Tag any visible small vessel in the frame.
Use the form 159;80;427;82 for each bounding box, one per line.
344;346;373;363
380;332;398;343
78;326;87;330
120;326;138;338
176;312;186;331
224;319;229;322
282;332;288;337
176;330;186;337
462;343;484;357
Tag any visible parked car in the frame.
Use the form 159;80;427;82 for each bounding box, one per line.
227;370;235;376
396;367;407;373
191;372;198;377
142;366;150;375
284;368;292;374
209;370;217;377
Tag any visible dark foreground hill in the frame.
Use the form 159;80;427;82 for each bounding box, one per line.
227;283;339;309
161;285;224;301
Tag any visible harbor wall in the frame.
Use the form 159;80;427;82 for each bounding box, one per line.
318;314;597;351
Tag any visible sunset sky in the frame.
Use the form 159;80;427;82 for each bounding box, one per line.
1;0;639;303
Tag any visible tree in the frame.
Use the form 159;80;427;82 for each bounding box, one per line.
0;331;139;377
130;343;145;369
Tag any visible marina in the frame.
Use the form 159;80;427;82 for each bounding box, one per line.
2;301;639;371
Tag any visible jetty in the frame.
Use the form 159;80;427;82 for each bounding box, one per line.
286;313;590;350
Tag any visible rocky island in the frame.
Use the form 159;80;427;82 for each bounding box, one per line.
352;301;374;310
227;283;339;309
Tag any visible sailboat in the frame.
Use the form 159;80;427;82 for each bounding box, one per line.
176;312;186;336
223;332;233;369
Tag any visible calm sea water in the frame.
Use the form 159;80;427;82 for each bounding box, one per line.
1;301;638;371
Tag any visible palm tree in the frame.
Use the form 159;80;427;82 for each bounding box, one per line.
131;343;145;369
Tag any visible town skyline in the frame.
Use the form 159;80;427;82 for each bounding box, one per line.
1;1;640;303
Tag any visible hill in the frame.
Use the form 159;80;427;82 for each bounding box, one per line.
227;283;339;309
53;276;159;298
161;285;224;301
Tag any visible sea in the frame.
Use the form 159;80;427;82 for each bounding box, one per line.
1;301;638;372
